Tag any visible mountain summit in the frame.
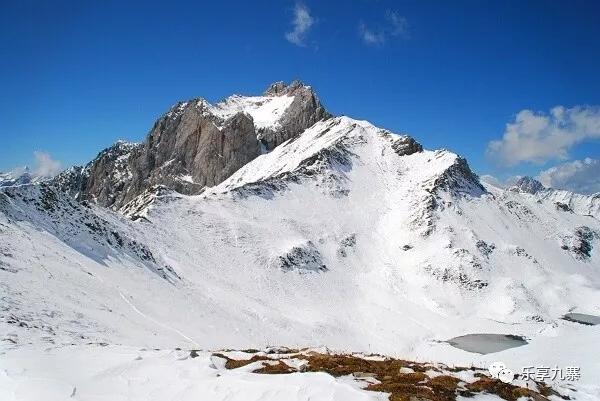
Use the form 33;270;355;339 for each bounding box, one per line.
54;81;329;209
511;176;545;194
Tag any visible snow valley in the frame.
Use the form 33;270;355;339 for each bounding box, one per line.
1;81;599;401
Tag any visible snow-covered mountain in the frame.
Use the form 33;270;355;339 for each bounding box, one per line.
0;168;45;188
2;82;600;400
506;176;600;220
53;81;329;210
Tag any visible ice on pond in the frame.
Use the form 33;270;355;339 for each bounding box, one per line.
447;334;528;354
563;313;600;326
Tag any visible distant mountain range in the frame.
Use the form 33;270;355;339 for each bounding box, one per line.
0;168;44;188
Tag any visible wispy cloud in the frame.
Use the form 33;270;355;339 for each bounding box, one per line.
537;158;600;195
486;105;600;166
386;10;409;38
3;151;63;179
359;10;409;46
479;174;508;189
285;3;315;47
479;174;521;189
33;151;62;177
359;23;385;46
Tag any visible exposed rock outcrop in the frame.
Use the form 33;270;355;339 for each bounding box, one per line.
52;81;329;210
273;241;327;273
511;176;545;194
561;226;598;260
258;81;330;150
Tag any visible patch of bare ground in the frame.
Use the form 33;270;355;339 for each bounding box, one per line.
212;353;273;369
254;360;296;374
466;376;550;401
212;351;570;401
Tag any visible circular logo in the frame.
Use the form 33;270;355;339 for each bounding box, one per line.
488;361;506;378
498;368;515;383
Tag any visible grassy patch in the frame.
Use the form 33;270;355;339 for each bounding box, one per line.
212;353;272;369
254;361;296;374
212;350;570;401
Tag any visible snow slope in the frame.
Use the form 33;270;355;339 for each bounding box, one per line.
0;346;390;401
499;176;600;219
536;188;600;219
1;115;600;399
205;94;296;130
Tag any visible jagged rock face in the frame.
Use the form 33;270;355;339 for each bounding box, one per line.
428;154;486;197
258;81;330;150
133;107;258;193
89;141;140;206
561;226;598;260
512;176;545;194
52;141;141;208
53;81;330;209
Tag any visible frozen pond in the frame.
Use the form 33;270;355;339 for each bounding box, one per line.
563;313;600;326
447;334;528;354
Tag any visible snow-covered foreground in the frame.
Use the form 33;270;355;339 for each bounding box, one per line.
1;340;599;401
0;345;387;401
2;117;600;399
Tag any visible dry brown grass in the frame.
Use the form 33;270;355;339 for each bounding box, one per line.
538;382;570;399
254;361;296;374
213;351;567;401
466;377;544;401
212;353;272;369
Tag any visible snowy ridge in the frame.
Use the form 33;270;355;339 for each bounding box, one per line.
0;168;47;188
208;116;430;195
208;117;368;192
0;183;177;282
500;176;600;219
205;94;296;130
537;189;600;219
118;185;178;221
166;91;296;131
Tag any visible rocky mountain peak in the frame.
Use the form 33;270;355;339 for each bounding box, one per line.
53;81;331;210
263;80;310;96
511;176;545;194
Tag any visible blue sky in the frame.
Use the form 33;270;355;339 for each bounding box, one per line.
1;0;599;191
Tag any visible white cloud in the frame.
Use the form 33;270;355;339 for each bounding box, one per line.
359;23;385;45
479;174;522;189
33;151;62;177
537;158;600;195
386;10;409;38
285;3;315;46
487;105;600;166
360;10;409;46
479;174;506;188
2;151;62;179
